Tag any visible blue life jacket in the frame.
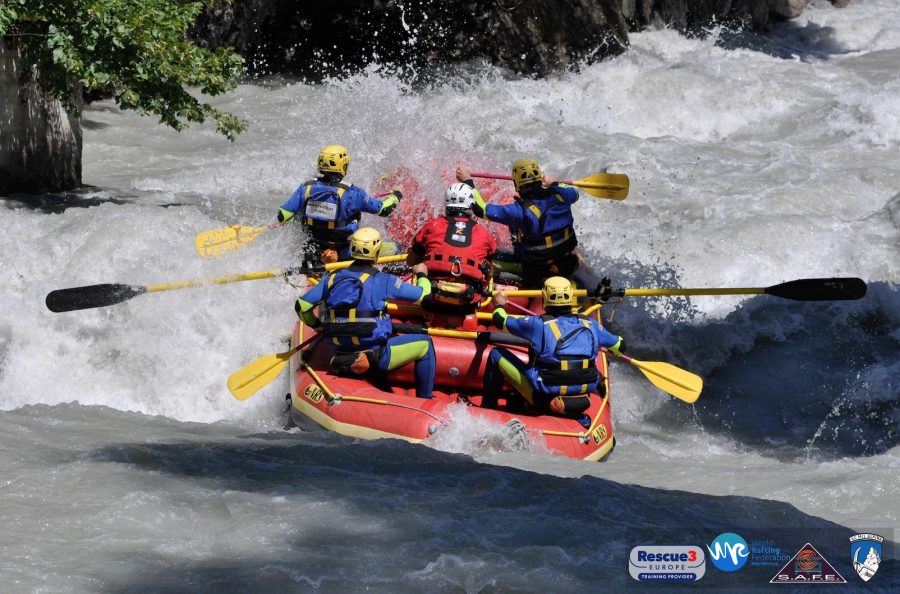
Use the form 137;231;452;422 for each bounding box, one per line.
301;180;355;246
516;188;577;264
320;266;392;348
525;313;600;396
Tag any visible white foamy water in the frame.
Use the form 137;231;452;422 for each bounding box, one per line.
1;1;898;590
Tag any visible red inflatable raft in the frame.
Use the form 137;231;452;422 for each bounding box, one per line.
287;295;616;461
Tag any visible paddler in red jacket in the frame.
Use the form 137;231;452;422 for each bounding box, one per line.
406;183;497;315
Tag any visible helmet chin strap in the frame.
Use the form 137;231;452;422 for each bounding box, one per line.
517;181;542;196
320;172;344;184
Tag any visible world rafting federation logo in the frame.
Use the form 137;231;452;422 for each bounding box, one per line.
850;533;883;582
707;532;749;572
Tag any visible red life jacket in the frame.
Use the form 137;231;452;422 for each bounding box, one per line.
423;216;491;285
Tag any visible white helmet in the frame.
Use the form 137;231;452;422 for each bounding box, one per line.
444;183;475;212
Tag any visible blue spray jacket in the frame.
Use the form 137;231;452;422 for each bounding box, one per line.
495;309;619;395
483;183;579;263
279;179;391;248
297;264;430;350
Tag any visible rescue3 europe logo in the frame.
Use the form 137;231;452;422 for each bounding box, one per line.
628;545;705;582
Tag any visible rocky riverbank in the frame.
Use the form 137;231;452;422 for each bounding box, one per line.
191;0;852;78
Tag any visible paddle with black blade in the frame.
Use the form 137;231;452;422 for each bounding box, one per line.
614;277;868;301
470;171;629;201
502;277;868;302
45;254;409;313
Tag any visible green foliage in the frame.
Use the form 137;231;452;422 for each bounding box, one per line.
0;0;246;140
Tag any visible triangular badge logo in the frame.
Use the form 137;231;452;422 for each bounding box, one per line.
769;542;846;584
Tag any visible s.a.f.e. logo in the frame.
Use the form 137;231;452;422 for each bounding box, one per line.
770;542;846;584
707;532;749;572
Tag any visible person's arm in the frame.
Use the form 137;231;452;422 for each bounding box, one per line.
550;181;579;205
385;264;431;304
490;292;507;329
412;263;431;301
456;164;475;188
471;187;490;219
277;185;306;223
484;201;522;227
594;321;625;356
407;222;430;265
489;292;531;337
484;228;498;259
407;243;426;266
295;277;327;327
357;185;402;217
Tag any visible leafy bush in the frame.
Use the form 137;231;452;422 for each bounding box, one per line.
1;0;246;139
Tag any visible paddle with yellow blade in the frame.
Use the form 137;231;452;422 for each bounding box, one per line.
227;320;701;404
45;254;409;313
388;327;700;406
409;323;702;403
470;171;629;201
195;190;395;258
195;222;284;259
228;335;323;400
603;350;703;404
227;323;532;401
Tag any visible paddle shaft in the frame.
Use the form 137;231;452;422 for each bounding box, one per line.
391;323;530;347
391;322;700;402
46;254;410;312
469;171;628;200
500;277;867;302
472;172;579;186
196;190;395;258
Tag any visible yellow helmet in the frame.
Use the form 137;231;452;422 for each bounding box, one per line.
542;276;576;308
318;144;350;176
512;158;542;191
349;227;382;261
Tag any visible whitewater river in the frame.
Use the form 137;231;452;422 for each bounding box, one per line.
1;1;897;591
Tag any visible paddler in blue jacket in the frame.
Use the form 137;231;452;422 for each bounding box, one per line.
483;276;625;422
278;145;402;263
295;227;437;399
457;160;579;288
